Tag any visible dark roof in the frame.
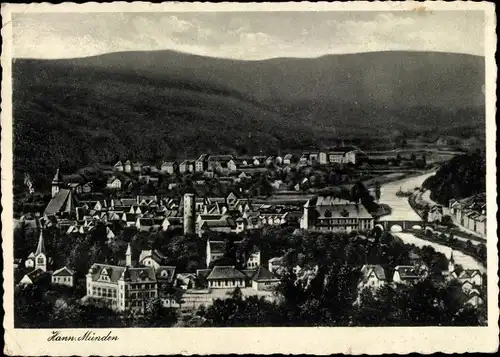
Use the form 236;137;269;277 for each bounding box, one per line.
207;266;246;280
252;266;279;282
25;269;49;283
394;266;420;280
44;189;74;215
314;203;373;220
196;269;212;279
156;266;176;283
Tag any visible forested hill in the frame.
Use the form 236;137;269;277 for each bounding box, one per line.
13;50;485;187
422;151;486;205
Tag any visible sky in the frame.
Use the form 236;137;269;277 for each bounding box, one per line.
12;11;485;60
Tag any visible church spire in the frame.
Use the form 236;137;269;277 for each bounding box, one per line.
125;243;132;267
52;168;63;198
52;168;62;183
35;228;46;256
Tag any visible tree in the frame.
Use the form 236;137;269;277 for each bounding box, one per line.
374;181;381;201
441;215;454;227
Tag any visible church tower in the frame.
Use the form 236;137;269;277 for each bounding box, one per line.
52;168;63;198
448;250;455;274
34;228;47;271
183;193;196;235
125;243;132;267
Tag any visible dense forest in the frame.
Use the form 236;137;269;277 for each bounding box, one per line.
13;50;485;188
422;151;486;205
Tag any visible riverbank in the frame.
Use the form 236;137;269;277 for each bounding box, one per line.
408;229;486;267
378;171;485;271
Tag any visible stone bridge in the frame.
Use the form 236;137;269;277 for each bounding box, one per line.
376;220;425;232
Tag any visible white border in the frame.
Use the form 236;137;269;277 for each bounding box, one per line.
2;2;498;355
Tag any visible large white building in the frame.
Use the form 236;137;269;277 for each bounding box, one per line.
300;196;374;232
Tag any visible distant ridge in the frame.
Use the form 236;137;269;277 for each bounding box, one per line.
12;50;485;186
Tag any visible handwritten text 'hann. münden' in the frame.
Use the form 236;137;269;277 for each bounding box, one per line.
48;331;119;342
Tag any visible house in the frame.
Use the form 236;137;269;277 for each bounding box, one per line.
457;269;483;287
392;266;421;284
465;291;484;307
206;266;246;289
283;153;295;165
300;196;374;232
156;266;177;287
162;217;183;231
319;147;358;165
461;281;481;295
427;205;444;223
124;160;132;173
245;245;261;269
179;160;195;173
195;154;209;172
161;161;177;174
139;249;167;269
132;162;142;172
251;266;280;291
206;240;226;268
52;266;75;287
358;264;387;291
122;213;138;227
176;273;197;290
106;176;122;190
19;269;50;286
268;256;285;274
207;155;234;172
114;161;124;172
449;193;486;237
198;219;236;237
85;263;158;313
82;182;94;193
136;218;160;232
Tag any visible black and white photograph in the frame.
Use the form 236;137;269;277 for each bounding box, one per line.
1;2;497;355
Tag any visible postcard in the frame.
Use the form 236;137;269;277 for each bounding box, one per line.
1;1;498;355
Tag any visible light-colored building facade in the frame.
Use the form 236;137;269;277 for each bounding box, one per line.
300;196;374;232
52;266;75;287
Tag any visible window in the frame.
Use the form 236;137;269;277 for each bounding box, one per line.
37;257;44;264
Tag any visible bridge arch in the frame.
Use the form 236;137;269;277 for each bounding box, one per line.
390;224;403;232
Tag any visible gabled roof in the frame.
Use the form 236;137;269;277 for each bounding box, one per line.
459;269;482;280
25;269;49;283
252;266;279;282
156;266;176;283
394;266;420;279
44;189;75;215
207;266;246;280
52;266;75;277
360;264;386;280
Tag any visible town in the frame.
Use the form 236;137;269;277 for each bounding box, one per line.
13;148;487;327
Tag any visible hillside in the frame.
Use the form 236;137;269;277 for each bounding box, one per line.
422;151;486;205
12;50;485;187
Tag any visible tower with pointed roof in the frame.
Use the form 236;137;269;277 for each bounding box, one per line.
125;243;132;267
52;168;63;198
34;228;47;271
448;250;455;274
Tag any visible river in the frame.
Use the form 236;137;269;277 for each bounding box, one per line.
378;173;486;272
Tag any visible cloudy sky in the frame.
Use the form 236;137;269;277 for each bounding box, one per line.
13;11;484;60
